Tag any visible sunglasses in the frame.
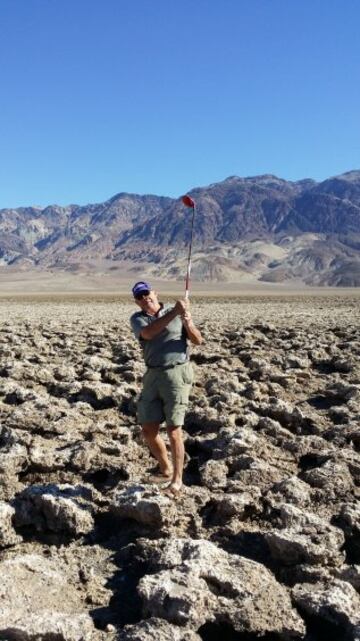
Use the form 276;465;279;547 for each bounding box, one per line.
134;290;150;300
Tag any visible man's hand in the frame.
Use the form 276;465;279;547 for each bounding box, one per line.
181;309;192;324
180;303;203;346
174;299;189;316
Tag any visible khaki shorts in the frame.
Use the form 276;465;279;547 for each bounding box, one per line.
137;361;194;427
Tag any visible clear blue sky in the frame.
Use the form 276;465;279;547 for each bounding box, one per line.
0;0;359;208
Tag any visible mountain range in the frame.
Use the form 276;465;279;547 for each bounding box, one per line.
1;170;360;286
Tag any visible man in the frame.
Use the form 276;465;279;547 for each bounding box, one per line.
130;281;203;496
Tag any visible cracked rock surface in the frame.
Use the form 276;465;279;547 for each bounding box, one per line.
0;294;359;641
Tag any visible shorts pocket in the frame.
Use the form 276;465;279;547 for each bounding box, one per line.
163;388;191;426
181;362;194;385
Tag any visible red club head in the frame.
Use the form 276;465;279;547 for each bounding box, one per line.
181;195;195;208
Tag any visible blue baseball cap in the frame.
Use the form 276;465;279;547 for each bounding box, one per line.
132;281;152;298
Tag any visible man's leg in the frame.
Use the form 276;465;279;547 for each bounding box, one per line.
160;362;193;494
166;425;184;492
142;422;172;477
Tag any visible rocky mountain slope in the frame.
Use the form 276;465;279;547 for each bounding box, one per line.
1;171;360;285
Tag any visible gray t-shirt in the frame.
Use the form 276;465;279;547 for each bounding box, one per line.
130;303;189;368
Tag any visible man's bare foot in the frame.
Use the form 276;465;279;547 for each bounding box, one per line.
163;482;183;498
147;466;173;484
148;473;172;483
159;465;173;478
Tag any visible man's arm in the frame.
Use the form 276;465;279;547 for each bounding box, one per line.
140;300;186;340
182;310;203;346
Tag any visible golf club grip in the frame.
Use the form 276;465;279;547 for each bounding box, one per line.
185;270;190;299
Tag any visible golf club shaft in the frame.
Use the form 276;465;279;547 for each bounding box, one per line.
185;262;191;299
185;204;196;299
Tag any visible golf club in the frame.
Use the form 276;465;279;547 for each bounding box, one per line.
181;195;196;299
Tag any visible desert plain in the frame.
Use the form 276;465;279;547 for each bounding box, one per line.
0;291;359;641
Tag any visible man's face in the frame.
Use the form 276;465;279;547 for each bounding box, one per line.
134;289;160;315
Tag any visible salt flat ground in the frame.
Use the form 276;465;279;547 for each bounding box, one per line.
0;294;359;640
0;291;359;324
